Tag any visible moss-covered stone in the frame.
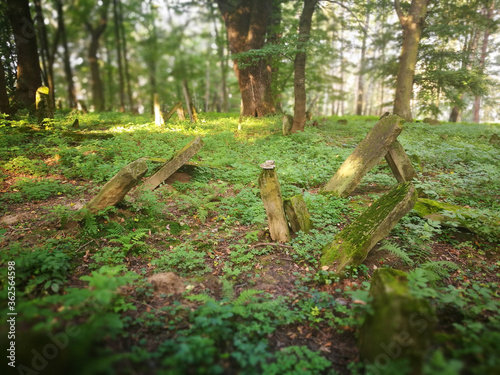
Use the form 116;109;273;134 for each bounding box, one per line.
414;198;500;240
84;158;148;213
36;86;54;125
323;115;405;197
321;182;417;273
385;140;418;183
359;268;436;374
284;194;312;233
140;137;204;191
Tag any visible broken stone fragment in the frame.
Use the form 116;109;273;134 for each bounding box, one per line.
321;182;417;273
284;194;312;233
358;268;435;374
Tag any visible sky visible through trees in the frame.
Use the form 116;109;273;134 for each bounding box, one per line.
1;0;499;122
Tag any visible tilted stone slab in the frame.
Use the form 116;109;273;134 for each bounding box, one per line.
358;268;435;374
385;140;418;183
414;198;500;240
323;115;405;197
284;194;312;233
321;182;417;273
84;158;148;213
140;137;204;191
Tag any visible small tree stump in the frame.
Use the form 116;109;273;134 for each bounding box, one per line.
323;115;405;197
284;195;312;233
36;86;54;125
258;160;291;242
321;182;417;273
140;137;204;191
358;268;435;374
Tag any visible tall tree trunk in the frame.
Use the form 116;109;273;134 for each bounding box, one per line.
356;4;370;116
118;0;134;111
34;0;57;106
0;63;10;114
211;4;228;112
291;0;317;133
113;0;125;112
56;0;77;109
217;0;276;117
393;0;428;122
6;0;43;112
473;0;495;123
85;4;109;112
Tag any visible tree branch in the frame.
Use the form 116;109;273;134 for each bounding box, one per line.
394;0;405;25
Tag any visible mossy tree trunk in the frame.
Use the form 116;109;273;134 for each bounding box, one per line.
291;0;317;133
393;0;428;122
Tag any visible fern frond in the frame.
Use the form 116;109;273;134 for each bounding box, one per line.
379;240;414;266
186;293;217;305
221;278;234;301
234;289;264;306
420;261;460;278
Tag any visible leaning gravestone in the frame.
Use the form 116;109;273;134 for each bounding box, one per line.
84;158;148;213
321;182;417;273
140;137;203;191
323;115;405;197
358;268;435;374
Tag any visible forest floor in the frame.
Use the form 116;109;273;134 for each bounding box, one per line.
1;112;499;374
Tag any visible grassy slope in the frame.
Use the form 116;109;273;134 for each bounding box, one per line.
0;112;499;374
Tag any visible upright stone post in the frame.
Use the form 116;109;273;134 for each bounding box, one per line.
258;160;291;242
359;268;435;374
36;86;54;125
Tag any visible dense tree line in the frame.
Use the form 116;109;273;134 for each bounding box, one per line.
0;0;498;123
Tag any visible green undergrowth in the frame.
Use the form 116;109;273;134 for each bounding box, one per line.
1;112;499;374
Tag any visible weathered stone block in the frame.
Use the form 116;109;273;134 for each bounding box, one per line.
385;140;418;183
36;86;54;125
323;115;405;197
140;137;203;191
84;158;148;213
321;182;417;273
282;115;293;135
284;194;312;233
359;268;435;374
